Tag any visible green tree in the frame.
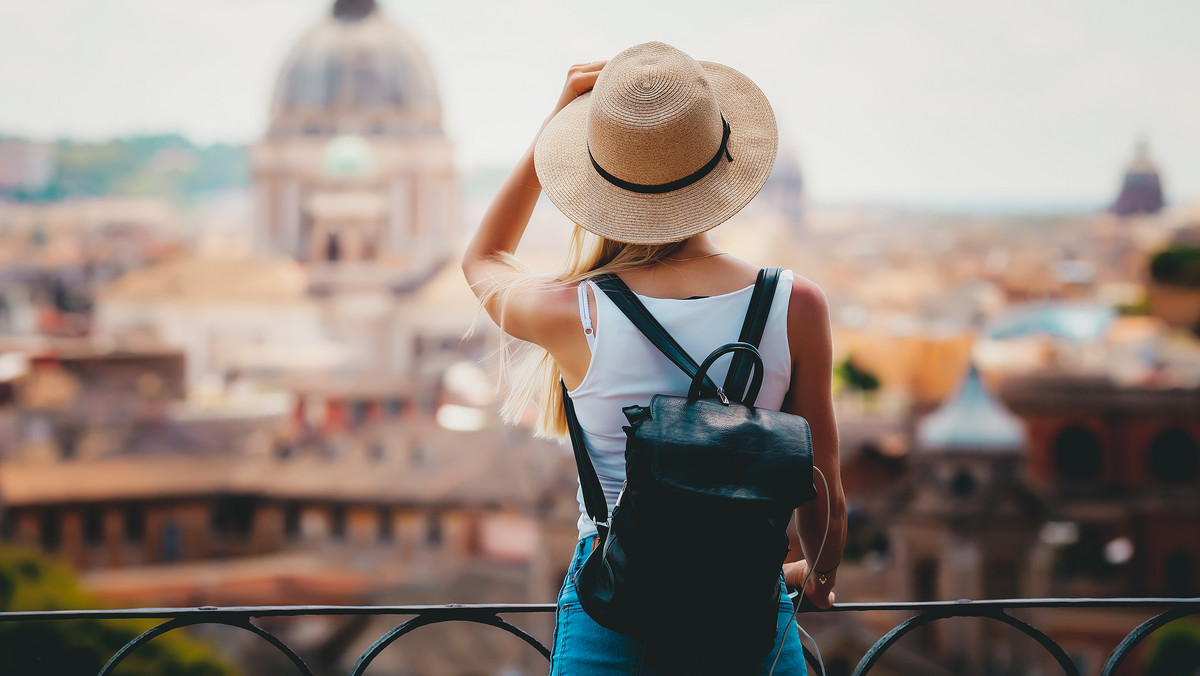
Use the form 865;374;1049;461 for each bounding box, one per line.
1145;619;1200;676
0;547;232;676
835;356;881;393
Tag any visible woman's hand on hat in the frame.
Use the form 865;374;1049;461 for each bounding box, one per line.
552;61;606;116
783;559;836;610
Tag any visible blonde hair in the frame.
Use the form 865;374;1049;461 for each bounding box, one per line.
479;226;684;438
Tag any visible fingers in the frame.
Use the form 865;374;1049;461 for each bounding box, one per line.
573;69;601;88
565;69;602;97
783;560;809;589
569;60;607;73
567;61;606;89
806;587;835;610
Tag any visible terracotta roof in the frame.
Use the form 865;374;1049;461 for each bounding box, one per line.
1;456;234;505
98;256;308;305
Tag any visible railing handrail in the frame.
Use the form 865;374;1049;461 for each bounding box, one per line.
2;596;1194;622
0;602;558;621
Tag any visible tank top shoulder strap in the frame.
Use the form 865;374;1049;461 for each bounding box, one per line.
576;280;596;351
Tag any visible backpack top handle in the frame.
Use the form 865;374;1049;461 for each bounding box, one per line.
688;342;765;406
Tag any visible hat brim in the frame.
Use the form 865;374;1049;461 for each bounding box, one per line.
534;62;778;245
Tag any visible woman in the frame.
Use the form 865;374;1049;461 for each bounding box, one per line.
462;42;846;675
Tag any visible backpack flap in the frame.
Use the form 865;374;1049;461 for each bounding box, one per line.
628;393;817;508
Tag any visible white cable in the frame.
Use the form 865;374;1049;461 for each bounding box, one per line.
768;466;831;676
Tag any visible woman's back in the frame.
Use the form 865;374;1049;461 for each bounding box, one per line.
567;268;795;537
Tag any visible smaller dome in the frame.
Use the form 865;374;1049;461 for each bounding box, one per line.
1113;139;1165;216
917;364;1025;453
333;0;375;20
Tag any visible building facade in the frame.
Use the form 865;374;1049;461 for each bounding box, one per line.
250;0;456;295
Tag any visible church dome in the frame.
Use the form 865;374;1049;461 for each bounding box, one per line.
268;0;443;138
1112;139;1164;216
917;364;1026;454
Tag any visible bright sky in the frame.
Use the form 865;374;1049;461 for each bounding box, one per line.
1;0;1198;207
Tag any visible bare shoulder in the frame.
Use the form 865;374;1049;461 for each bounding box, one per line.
780;273;835;416
787;274;831;327
505;280;581;347
784;273;832;363
512;280;593;386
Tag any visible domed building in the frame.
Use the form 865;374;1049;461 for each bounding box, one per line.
251;0;456;292
1112;139;1164;216
890;365;1046;674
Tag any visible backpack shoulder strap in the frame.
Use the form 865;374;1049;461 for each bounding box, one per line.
593;274;719;397
724;267;782;402
561;380;608;528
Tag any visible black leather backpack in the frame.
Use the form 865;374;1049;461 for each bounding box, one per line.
561;267;817;662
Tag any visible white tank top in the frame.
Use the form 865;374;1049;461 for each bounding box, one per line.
566;269;795;538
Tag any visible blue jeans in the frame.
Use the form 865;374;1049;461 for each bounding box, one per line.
549;536;808;675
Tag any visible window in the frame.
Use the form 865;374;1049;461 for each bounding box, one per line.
1052;426;1103;482
426;512;443;547
1148;428;1199;484
378;508;394;543
950;470;978;499
330;505;347;541
56;423;81;461
162;522;182;563
39;510;60;552
83;508;104;547
386;399;404;418
125;506;145;544
351;400;370;427
211;496;256;540
325;232;341;262
284;503;302;541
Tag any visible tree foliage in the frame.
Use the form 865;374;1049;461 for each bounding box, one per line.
835;355;881;392
1150;246;1200;288
0;547;232;676
1145;619;1200;676
0;134;248;203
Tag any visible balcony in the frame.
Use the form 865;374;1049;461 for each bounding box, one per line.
3;597;1197;676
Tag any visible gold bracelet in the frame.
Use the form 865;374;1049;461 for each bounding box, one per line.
814;564;839;585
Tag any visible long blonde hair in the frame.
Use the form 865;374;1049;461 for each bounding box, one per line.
479;226;684;438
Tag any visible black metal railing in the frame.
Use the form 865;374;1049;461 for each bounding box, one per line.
1;598;1197;676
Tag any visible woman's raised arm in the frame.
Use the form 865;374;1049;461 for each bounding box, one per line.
461;62;605;345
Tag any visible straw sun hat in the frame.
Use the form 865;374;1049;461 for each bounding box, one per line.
534;41;778;245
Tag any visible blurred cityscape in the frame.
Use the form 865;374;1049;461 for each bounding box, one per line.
1;1;1198;674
